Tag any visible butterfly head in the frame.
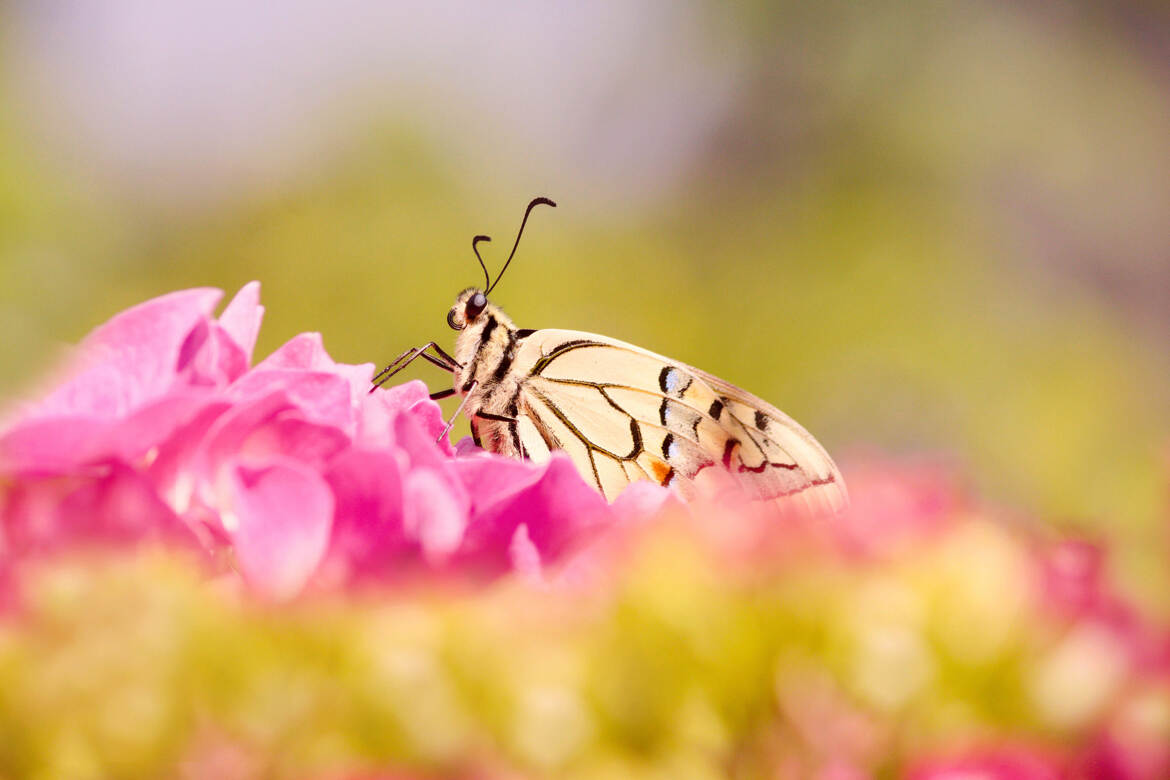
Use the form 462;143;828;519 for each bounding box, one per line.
447;287;491;331
448;287;517;383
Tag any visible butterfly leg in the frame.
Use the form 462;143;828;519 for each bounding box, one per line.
370;342;462;392
430;388;457;400
436;380;476;444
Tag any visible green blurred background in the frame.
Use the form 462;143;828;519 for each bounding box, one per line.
1;3;1167;597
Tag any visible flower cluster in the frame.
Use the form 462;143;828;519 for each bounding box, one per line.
0;284;665;600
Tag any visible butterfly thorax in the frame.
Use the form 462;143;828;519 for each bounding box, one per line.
449;290;529;452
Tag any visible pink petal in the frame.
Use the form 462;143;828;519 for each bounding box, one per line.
359;381;450;451
228;458;334;600
402;468;469;564
255;332;331;372
323;449;410;581
197;392;299;474
185;392;350;523
830;458;960;560
0;391;219;475
509;524;542;580
453;436;479;456
217;281;264;362
450;451;547;512
227;370;356;433
1;462;196;556
908;745;1066;780
239;417;350;468
176;320;250;387
253;332;374;415
111;392;220;460
455;452;610;574
498;454;611;555
611;480;677;521
146;400;233;512
1041;539;1106;617
0;418;109;473
392;412;454;469
28;287;223;420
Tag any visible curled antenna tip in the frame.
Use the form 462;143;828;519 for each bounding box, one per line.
471;234;492;290
486;197;557;294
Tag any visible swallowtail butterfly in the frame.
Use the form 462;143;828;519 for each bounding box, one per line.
373;198;847;516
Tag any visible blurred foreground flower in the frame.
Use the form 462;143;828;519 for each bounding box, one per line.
1;286;1168;778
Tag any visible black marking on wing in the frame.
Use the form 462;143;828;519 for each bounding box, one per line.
586;448;601;490
515;328;537;339
626;418;643;460
525;401;562;453
523;358;827;499
539;375;721;460
536;375;799;476
661;433;674;459
599;387;632;415
775;475;838;497
531;340;605;374
525;346;807;477
737;458;799;474
721;404;800;474
656;366;692;397
528;387;645;463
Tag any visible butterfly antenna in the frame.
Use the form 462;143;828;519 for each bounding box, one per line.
472;235;492;290
487;196;556;294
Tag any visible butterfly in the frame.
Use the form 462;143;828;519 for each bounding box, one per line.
373;198;847;516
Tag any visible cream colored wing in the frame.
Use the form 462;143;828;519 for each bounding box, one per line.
506;329;847;514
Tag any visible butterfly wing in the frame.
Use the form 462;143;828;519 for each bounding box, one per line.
500;329;847;514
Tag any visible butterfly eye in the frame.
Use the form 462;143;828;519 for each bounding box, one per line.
465;292;487;322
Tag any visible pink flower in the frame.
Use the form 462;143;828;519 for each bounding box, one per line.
0;284;663;600
908;745;1067;780
827;455;961;560
1039;538;1170;674
1085;685;1170;780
